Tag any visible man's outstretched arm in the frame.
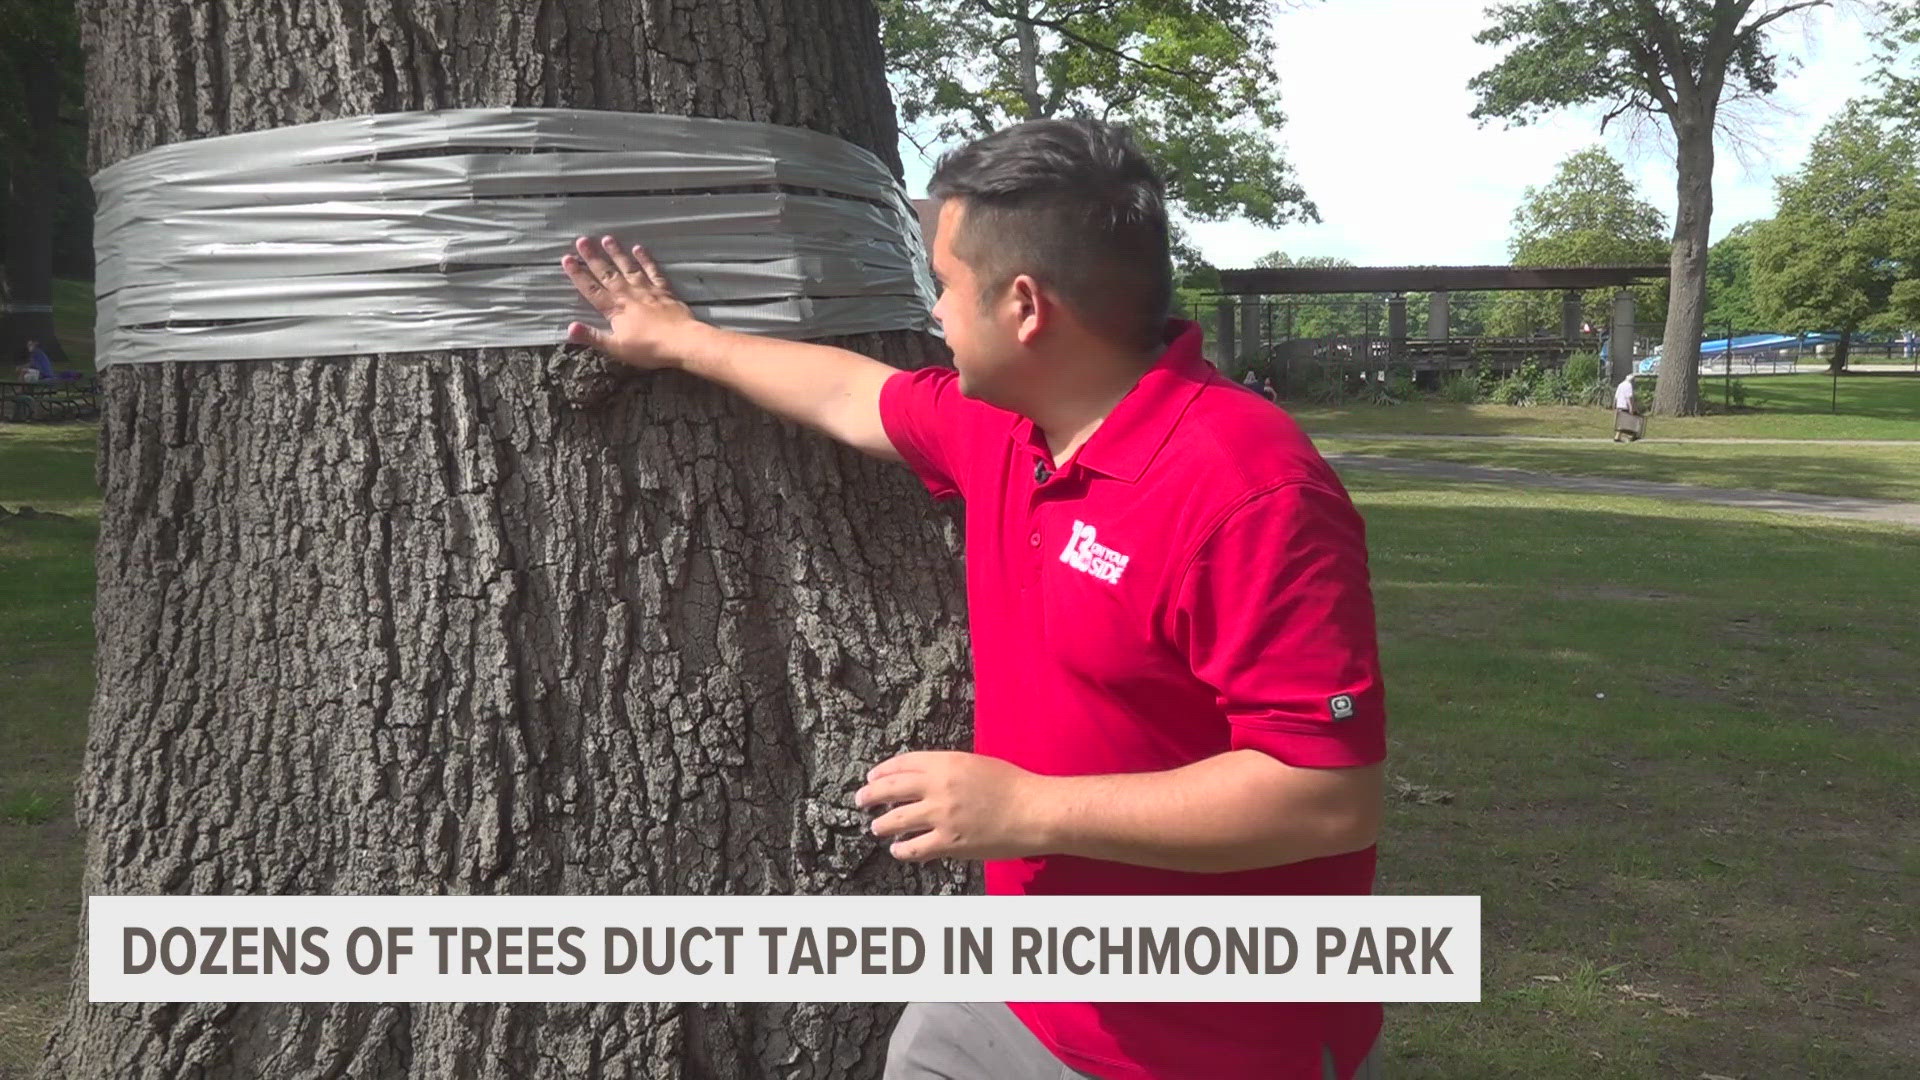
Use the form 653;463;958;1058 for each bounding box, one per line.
562;234;902;463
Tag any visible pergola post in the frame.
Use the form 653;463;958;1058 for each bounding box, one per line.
1215;298;1236;368
1428;290;1450;340
1609;290;1637;381
1562;289;1583;343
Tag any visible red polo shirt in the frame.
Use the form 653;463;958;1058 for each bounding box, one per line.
878;320;1386;1080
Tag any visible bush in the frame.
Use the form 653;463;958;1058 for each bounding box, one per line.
1563;351;1603;404
1440;370;1483;403
1383;371;1417;403
1490;360;1544;406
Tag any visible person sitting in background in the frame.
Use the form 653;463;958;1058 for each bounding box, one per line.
19;338;55;381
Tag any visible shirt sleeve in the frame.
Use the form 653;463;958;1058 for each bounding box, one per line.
1167;481;1387;769
878;366;997;501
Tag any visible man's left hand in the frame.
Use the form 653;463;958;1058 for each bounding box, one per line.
854;751;1050;863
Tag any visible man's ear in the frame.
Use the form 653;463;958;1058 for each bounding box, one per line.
1009;274;1048;346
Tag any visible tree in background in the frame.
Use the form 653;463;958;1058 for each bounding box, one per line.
878;0;1319;251
1484;146;1670;337
1750;103;1920;371
44;0;971;1075
1702;221;1766;334
1471;0;1834;416
1871;0;1920;133
1252;251;1377;340
0;0;87;365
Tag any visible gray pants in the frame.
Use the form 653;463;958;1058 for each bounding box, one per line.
883;1002;1381;1080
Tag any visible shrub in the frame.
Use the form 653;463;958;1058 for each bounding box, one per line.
1440;370;1483;403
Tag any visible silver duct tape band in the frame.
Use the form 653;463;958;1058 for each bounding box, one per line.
91;108;938;367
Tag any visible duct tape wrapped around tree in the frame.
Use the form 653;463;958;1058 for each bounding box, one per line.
90;108;939;367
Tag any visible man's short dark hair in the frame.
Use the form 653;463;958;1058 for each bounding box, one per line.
929;119;1172;352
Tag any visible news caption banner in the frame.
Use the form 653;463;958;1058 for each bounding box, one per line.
93;895;1480;1003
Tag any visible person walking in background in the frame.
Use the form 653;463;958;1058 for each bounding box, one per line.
1613;371;1644;442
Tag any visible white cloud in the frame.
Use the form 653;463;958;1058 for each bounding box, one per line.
899;1;1882;269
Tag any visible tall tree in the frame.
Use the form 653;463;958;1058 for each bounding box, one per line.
1485;146;1671;336
877;0;1318;235
0;0;86;365
1750;103;1920;370
44;1;972;1077
1470;0;1832;416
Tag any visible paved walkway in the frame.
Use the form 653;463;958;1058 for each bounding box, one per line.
1323;453;1920;529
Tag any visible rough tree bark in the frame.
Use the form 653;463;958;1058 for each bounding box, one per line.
44;1;973;1077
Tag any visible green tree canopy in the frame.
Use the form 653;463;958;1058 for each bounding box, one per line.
1486;146;1670;336
1469;0;1835;415
878;0;1317;230
1750;103;1920;369
1702;220;1766;333
1872;0;1920;134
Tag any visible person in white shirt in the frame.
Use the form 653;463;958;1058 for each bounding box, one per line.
1613;373;1642;442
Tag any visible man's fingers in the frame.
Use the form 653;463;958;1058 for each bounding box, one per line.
561;254;613;313
632;244;673;293
889;830;948;863
867;751;942;782
854;773;924;811
574;235;622;284
566;321;609;349
870;802;932;840
601;235;643;278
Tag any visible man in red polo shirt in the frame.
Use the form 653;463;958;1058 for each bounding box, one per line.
560;119;1385;1080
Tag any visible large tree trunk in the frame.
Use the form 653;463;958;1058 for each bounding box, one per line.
44;2;974;1078
1831;325;1854;374
3;48;67;366
1654;115;1713;417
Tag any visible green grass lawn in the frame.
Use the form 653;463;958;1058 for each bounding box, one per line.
0;424;96;1071
1289;373;1920;441
49;278;95;373
1319;438;1920;505
1358;474;1919;1077
1;424;1915;1076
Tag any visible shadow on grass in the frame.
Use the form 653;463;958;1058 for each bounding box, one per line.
1331;440;1920;504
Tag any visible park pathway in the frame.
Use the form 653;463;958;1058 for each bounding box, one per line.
1322;453;1920;529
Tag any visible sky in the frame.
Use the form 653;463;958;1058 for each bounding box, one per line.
895;0;1884;269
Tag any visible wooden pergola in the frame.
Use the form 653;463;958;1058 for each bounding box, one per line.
1212;263;1671;379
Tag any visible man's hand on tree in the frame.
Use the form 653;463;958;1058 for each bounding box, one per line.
855;751;1051;863
561;235;704;369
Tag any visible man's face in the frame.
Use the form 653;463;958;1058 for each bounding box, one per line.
930;200;1026;403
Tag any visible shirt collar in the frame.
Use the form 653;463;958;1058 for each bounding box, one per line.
1010;320;1214;484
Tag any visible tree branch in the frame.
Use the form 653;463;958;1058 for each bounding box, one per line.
1623;35;1682;115
975;0;1216;85
1634;0;1700;103
1742;0;1830;36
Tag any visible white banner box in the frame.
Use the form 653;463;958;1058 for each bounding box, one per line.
90;894;1480;1004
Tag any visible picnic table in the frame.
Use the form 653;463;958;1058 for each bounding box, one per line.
1;376;101;422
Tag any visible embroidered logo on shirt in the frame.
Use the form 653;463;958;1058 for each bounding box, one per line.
1330;694;1356;721
1059;520;1131;585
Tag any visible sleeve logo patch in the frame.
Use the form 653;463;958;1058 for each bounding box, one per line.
1329;694;1356;721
